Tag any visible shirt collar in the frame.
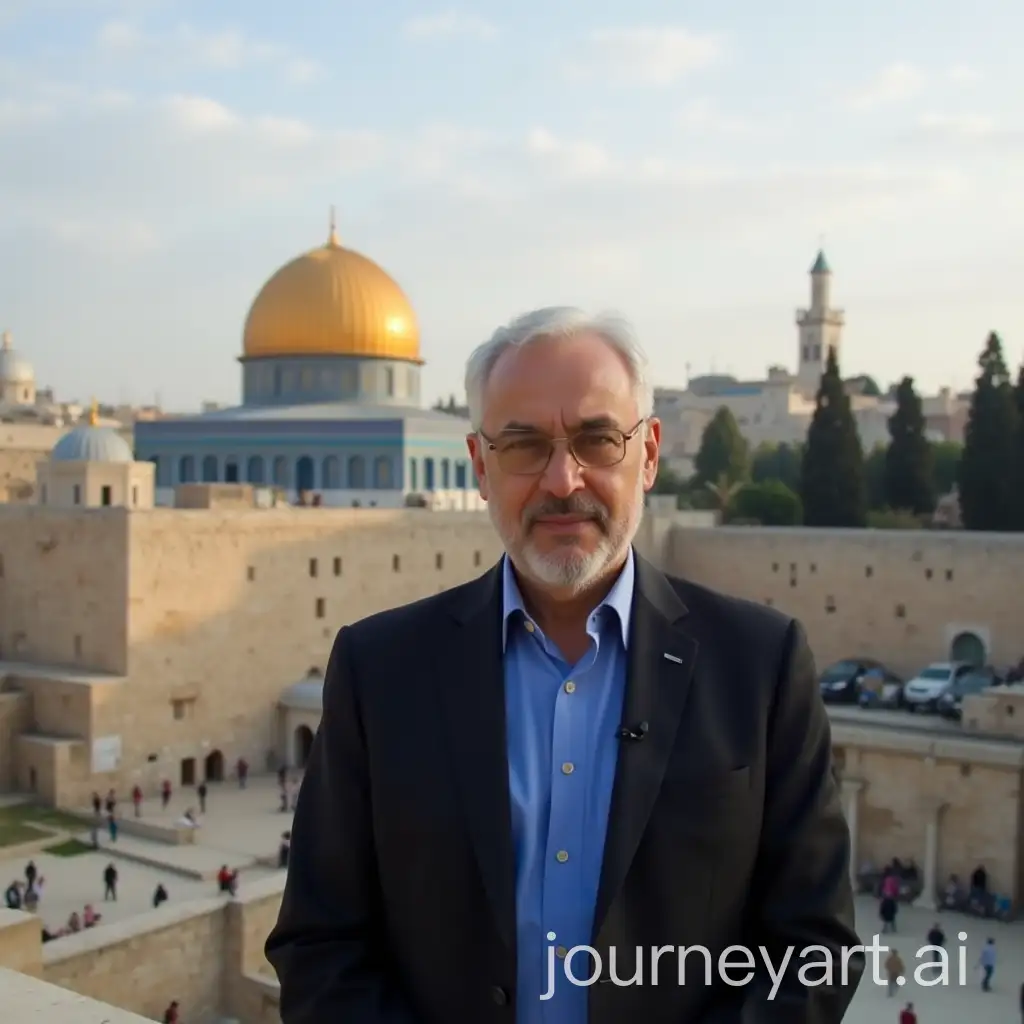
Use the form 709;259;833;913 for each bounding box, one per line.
501;547;635;651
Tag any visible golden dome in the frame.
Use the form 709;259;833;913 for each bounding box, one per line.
242;219;420;363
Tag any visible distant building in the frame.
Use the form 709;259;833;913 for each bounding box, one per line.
655;252;968;477
135;214;483;510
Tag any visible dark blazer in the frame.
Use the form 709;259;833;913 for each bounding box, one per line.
265;552;864;1023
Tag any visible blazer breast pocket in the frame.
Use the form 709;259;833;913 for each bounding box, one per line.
657;765;754;838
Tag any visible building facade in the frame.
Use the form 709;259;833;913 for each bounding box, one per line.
654;252;970;477
135;218;483;510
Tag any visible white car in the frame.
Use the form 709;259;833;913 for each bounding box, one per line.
902;662;973;712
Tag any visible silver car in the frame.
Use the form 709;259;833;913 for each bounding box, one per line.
902;661;972;712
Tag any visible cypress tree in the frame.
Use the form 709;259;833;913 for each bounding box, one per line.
800;346;867;527
883;376;935;515
1013;364;1024;530
958;332;1018;531
694;406;749;486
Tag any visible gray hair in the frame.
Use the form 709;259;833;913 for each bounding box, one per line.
464;306;654;430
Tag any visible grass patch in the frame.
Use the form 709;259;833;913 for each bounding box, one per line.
43;839;93;857
0;804;85;834
0;822;50;848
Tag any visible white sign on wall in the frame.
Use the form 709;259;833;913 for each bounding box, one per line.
91;735;123;774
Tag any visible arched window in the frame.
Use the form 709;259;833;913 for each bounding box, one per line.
348;455;366;489
374;456;393;489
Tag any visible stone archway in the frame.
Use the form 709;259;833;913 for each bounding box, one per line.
950;631;985;667
294;725;314;769
204;749;225;783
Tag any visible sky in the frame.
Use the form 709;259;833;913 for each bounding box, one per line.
0;0;1022;411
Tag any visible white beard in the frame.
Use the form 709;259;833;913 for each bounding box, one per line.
488;472;646;594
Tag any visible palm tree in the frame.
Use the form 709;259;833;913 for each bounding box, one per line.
705;471;743;518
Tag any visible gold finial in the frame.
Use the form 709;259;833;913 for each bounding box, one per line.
327;205;340;247
88;398;98;426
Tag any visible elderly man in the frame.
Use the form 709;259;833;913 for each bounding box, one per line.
266;306;863;1024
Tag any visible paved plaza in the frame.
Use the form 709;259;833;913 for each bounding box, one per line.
2;775;1022;1024
846;897;1017;1024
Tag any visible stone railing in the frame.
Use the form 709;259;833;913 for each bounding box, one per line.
2;966;154;1023
0;875;286;1023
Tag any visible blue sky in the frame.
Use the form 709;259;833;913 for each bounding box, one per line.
0;0;1022;410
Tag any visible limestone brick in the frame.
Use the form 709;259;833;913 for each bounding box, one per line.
0;507;129;673
0;966;155;1023
666;525;1024;676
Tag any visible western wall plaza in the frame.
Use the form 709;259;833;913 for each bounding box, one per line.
1;225;1023;1024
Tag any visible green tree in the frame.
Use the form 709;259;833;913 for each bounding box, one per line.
800;347;867;527
652;465;687;495
732;480;802;526
694;407;749;486
704;471;744;517
930;441;961;496
883;376;936;514
863;444;886;510
958;332;1019;531
751;442;802;491
1014;364;1024;529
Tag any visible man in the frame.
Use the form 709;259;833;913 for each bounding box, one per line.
266;306;863;1023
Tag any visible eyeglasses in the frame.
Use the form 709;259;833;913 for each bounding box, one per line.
480;420;646;476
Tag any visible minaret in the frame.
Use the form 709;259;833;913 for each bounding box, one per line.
795;249;845;396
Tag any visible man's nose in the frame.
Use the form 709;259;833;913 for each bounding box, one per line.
539;441;585;497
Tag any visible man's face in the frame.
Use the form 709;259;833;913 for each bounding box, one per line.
467;332;660;591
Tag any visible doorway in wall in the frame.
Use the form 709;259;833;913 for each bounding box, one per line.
950;631;985;667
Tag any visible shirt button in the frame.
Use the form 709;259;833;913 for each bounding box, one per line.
556;945;568;959
555;850;569;863
561;762;574;775
524;621;535;633
564;680;575;693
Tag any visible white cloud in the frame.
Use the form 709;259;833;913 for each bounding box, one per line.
94;20;326;83
947;65;981;84
918;112;999;138
846;62;926;110
675;98;775;138
570;26;724;87
526;127;613;179
402;11;499;40
0;84;387;238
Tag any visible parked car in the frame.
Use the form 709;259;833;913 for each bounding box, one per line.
818;658;902;706
937;666;1005;720
903;661;973;712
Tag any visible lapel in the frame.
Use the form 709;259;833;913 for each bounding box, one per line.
437;563;517;950
592;553;698;939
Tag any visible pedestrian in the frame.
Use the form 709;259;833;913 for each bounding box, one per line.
977;938;995;990
926;922;944;962
103;862;118;901
197;781;207;815
899;1001;916;1024
885;950;905;996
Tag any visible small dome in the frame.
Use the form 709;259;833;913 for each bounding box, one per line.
52;424;134;463
280;676;324;712
0;331;34;384
242;217;420;363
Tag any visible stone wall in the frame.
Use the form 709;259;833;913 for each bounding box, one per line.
832;716;1024;903
0;507;130;673
104;509;506;799
0;874;287;1024
666;526;1024;676
0;967;154;1023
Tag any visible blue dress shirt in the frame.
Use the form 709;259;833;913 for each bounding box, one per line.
502;550;634;1024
